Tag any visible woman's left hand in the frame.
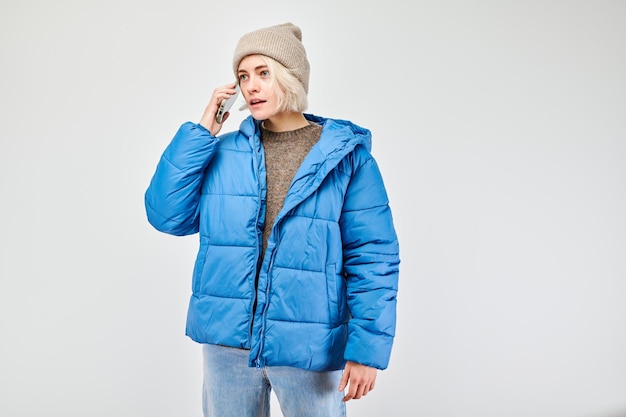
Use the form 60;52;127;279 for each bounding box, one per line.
338;361;378;402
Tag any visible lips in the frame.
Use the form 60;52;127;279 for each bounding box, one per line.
249;98;266;107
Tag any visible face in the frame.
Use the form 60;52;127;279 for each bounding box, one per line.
237;55;279;121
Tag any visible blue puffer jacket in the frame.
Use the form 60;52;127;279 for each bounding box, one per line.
145;114;399;371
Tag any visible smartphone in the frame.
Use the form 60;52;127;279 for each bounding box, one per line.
216;84;240;124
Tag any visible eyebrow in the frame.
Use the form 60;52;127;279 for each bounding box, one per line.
238;65;268;74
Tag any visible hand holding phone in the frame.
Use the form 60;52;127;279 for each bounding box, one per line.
216;84;240;124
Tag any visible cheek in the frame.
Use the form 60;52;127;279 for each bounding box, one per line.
268;99;281;116
268;88;282;107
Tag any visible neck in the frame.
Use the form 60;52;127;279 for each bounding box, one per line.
263;112;308;132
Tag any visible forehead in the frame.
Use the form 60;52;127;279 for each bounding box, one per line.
237;54;267;72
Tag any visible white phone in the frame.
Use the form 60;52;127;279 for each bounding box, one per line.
216;84;240;124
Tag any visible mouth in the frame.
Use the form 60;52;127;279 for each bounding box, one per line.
249;98;266;107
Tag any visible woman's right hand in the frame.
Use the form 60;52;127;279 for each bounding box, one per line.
199;82;239;135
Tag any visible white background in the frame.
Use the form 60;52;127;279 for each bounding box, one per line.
1;1;625;416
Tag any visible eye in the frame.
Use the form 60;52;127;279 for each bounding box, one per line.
260;70;270;77
238;74;248;81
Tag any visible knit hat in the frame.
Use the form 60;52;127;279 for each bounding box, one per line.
232;22;310;93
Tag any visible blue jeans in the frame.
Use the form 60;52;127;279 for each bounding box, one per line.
202;344;346;417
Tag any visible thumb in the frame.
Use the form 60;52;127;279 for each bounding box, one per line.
338;365;350;391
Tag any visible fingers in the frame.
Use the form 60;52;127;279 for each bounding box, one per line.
342;379;373;402
213;82;238;106
342;383;371;401
199;82;238;134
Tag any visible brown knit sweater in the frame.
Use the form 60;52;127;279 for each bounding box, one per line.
260;121;322;253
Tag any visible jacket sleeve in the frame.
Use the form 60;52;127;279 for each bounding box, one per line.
339;147;400;370
144;122;220;236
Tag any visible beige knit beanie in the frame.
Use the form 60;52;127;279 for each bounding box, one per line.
232;22;310;93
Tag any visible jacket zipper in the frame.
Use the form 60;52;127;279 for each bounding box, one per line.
254;231;279;368
249;136;263;348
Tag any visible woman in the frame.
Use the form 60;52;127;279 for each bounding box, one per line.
145;22;400;417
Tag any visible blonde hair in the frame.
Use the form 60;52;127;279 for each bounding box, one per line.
259;55;308;113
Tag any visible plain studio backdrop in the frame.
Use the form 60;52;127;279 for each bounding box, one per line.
1;1;625;416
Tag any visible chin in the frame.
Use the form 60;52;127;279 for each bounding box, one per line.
250;110;272;121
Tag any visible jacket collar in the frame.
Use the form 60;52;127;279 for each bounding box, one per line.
239;113;372;156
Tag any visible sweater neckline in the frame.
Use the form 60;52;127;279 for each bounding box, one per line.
261;121;321;141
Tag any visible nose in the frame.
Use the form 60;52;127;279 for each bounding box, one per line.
246;75;260;94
